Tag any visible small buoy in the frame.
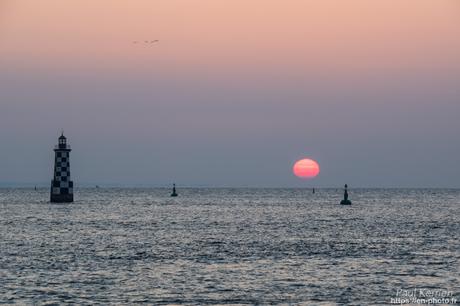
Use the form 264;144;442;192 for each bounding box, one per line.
170;183;178;197
340;184;352;205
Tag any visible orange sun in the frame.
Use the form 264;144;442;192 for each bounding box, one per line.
293;158;320;179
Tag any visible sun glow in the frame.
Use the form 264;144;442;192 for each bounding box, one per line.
293;159;320;179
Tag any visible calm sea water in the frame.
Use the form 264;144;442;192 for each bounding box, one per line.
0;188;459;305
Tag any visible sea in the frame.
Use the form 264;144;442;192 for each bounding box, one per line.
0;188;459;305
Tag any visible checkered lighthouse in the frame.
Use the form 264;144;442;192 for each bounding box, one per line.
50;133;74;203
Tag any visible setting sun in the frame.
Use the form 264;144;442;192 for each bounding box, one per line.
293;158;320;179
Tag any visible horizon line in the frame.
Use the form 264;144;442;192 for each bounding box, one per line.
0;183;459;190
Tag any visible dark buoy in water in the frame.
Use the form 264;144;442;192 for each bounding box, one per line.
340;184;352;205
170;183;178;197
312;188;315;194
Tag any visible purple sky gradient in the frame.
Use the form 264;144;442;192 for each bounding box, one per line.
1;1;459;187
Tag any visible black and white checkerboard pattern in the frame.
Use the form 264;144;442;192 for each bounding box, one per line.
51;151;73;195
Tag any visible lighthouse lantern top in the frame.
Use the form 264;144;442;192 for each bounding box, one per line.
56;133;71;150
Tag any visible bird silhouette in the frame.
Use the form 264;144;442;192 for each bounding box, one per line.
132;40;159;45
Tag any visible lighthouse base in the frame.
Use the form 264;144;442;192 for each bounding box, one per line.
50;194;73;203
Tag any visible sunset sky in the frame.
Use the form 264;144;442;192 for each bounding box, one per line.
1;0;459;187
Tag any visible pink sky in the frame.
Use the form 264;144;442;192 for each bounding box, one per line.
1;0;459;76
1;1;460;187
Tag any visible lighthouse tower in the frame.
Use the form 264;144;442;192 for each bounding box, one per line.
50;133;74;203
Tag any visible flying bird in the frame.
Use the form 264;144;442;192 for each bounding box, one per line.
133;40;159;44
132;40;159;46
